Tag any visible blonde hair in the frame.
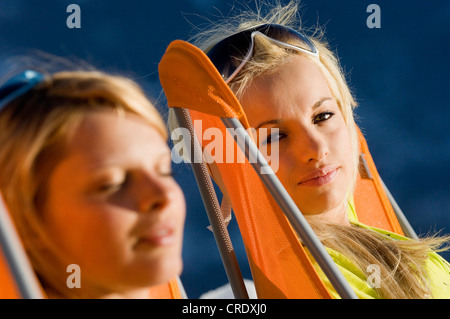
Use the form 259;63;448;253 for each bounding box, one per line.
184;0;449;298
0;70;167;298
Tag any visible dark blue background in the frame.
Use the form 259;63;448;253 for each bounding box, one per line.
1;0;448;298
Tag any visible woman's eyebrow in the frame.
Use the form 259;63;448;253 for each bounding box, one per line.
254;97;334;129
312;97;334;110
157;151;172;161
256;119;282;130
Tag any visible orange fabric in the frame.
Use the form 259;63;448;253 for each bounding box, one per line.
148;278;182;299
159;40;250;129
0;246;20;299
158;39;407;299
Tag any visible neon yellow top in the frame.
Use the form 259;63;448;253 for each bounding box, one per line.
308;203;450;299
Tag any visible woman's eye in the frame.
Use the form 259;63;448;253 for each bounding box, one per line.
158;160;174;177
98;182;124;193
159;169;173;177
261;130;286;145
313;112;334;124
97;175;129;194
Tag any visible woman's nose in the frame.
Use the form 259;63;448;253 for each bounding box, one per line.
293;129;329;164
137;174;171;214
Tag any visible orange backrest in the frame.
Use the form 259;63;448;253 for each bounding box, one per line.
0;245;21;299
148;279;183;299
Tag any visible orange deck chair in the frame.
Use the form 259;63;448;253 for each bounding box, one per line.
159;40;417;299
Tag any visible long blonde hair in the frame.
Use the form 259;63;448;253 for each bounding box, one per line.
188;0;449;298
0;70;167;298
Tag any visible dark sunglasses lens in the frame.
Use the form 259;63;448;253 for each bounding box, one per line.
0;70;44;110
263;25;316;53
207;31;253;80
207;24;316;80
0;82;25;100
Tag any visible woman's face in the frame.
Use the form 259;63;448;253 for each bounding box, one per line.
42;110;185;297
240;54;354;220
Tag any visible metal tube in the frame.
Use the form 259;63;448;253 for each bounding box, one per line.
0;195;44;299
380;179;418;240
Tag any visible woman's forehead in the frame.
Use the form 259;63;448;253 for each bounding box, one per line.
240;55;334;118
61;110;168;169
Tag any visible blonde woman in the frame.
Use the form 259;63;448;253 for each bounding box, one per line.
0;69;186;298
168;1;450;298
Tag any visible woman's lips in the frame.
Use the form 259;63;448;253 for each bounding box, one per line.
134;226;176;249
297;166;340;187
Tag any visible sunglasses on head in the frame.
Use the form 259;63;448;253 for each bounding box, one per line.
0;70;44;112
206;23;319;84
